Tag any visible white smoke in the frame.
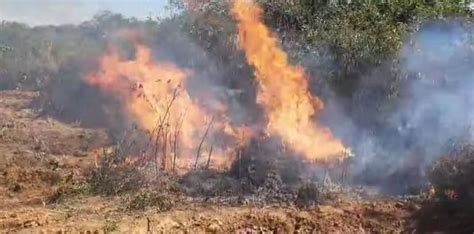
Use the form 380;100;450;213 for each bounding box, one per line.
342;20;474;193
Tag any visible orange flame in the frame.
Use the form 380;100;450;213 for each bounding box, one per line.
231;0;347;162
85;43;243;171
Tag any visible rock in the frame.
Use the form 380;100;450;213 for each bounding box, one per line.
73;151;88;157
156;217;180;230
317;205;344;216
394;202;404;208
23;220;40;228
207;219;223;232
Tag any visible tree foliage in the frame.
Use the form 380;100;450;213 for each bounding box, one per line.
0;12;160;90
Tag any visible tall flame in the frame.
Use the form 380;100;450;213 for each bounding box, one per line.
231;0;347;162
85;43;242;170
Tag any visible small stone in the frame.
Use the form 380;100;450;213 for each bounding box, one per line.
23;220;40;228
73;151;88;157
207;220;222;232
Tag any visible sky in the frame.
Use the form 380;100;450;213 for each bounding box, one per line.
0;0;169;26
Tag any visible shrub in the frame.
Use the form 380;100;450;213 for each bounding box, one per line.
87;149;145;196
6;178;21;192
428;143;474;212
178;169;239;197
87;164;144;196
295;182;321;208
126;189;174;211
104;219;119;232
229;137;306;188
47;181;90;204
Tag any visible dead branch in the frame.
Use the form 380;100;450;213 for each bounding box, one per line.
173;110;186;173
206;140;214;169
161;123;170;171
239;150;243;178
194;116;215;169
145;85;180;152
151;87;180;172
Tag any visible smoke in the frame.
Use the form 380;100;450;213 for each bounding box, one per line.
152;24;251;129
154;29;255;155
340;20;474;193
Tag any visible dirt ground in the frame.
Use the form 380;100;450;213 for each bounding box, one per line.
0;90;456;233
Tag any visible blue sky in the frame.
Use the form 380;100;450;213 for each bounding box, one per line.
0;0;169;26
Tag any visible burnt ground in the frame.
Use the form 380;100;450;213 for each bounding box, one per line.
0;90;468;233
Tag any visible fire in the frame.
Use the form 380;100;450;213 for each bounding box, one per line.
85;43;242;171
231;0;347;162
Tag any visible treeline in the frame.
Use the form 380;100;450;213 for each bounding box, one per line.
0;12;160;90
1;1;472;92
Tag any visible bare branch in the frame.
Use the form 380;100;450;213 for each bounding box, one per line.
206;139;214;169
194;116;215;169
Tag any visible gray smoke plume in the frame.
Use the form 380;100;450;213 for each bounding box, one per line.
339;20;474;194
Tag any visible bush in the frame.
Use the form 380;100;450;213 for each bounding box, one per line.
86;150;145;196
428;143;474;211
6;178;21;192
229;137;306;187
178;169;239;197
47;181;90;204
295;182;321;208
104;219;119;232
87;164;144;196
127;189;174;211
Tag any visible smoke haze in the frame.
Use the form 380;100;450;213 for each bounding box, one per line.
339;20;474;193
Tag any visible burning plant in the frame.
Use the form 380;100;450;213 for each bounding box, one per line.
85;42;248;172
84;0;351;177
231;0;348;162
